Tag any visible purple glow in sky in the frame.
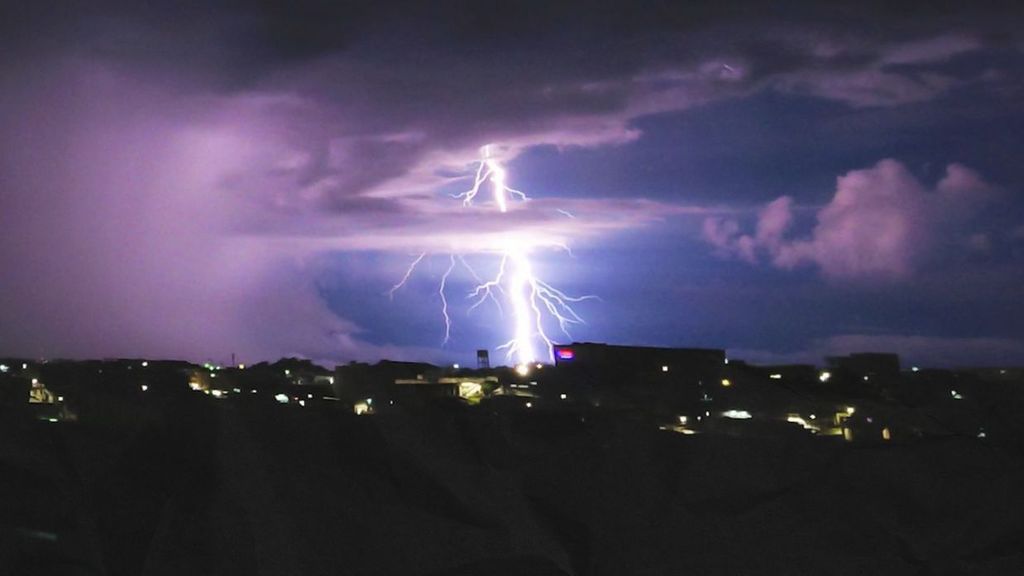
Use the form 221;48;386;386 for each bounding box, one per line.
1;2;1022;367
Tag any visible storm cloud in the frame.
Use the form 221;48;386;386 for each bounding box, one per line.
1;1;1022;364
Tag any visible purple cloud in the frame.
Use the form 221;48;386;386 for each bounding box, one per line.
0;2;1018;363
703;160;999;280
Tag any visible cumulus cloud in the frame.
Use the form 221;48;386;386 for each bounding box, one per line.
703;159;999;280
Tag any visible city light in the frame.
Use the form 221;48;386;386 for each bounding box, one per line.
458;381;483;399
786;415;813;430
515;364;530;376
274;393;289;404
140;384;148;392
722;410;753;419
662;365;669;372
721;378;731;387
141;361;148;367
769;373;782;380
819;371;831;382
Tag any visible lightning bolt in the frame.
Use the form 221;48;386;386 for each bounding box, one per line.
392;144;594;368
387;252;426;299
439;254;456;344
452;144;527;212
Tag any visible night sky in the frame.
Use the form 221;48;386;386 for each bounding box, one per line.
2;1;1022;367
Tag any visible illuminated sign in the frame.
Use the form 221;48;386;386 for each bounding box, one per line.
555;348;575;360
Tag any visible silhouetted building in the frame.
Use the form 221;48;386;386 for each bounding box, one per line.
552;342;725;379
826;353;901;380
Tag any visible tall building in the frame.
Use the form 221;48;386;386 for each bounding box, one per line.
826;353;901;380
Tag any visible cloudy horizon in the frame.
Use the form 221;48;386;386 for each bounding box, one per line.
2;1;1022;367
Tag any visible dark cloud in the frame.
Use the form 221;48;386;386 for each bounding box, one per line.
1;0;1021;364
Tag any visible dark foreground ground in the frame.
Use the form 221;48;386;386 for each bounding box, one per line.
3;393;1024;576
